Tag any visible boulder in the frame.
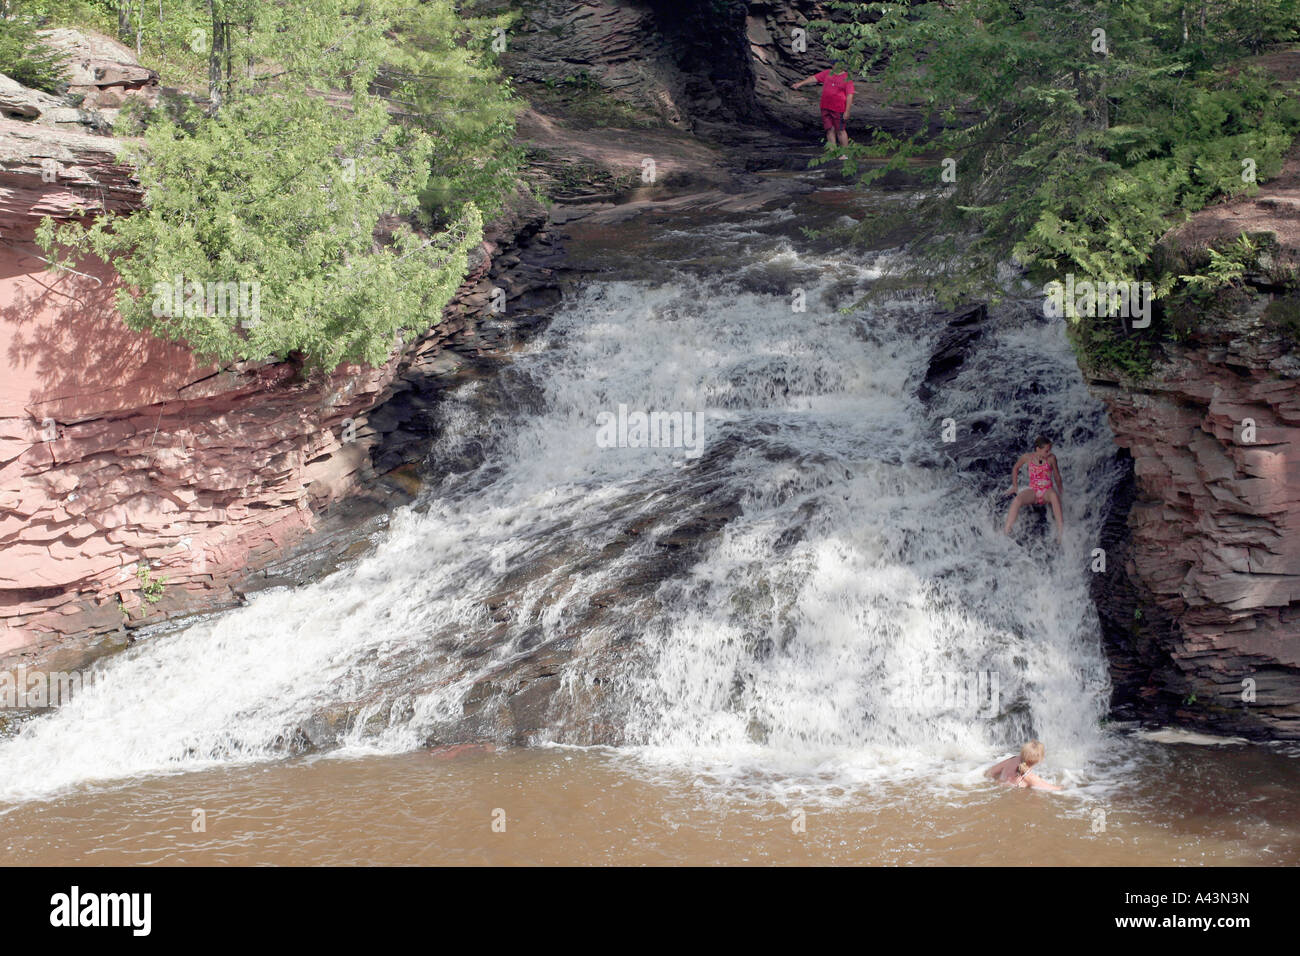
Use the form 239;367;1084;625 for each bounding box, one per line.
37;28;159;112
0;74;66;121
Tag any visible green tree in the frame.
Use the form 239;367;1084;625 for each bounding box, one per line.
817;1;1300;307
38;0;518;372
0;9;66;92
382;1;522;224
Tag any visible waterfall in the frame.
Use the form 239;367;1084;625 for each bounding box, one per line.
0;202;1123;803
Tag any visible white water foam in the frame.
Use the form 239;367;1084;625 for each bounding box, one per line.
0;226;1125;803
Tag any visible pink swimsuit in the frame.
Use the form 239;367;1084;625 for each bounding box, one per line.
1028;460;1053;504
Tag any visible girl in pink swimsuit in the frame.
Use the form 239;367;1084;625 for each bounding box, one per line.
1003;435;1064;542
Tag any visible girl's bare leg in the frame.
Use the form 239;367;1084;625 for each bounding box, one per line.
1003;489;1034;534
1047;490;1064;542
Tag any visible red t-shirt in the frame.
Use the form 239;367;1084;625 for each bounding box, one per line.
815;70;854;113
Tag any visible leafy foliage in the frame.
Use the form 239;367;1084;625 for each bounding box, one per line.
37;0;519;371
1179;232;1259;290
816;1;1300;316
0;11;66;93
136;562;167;604
380;1;523;224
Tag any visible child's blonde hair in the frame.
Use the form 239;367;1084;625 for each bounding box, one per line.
1017;740;1045;776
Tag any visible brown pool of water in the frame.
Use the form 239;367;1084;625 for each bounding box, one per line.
4;742;1297;866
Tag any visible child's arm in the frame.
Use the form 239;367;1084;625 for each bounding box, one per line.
1051;454;1064;494
1007;454;1025;495
843;91;854;119
1024;772;1063;791
791;74;819;89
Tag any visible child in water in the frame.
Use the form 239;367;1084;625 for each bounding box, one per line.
1004;434;1064;542
985;740;1063;791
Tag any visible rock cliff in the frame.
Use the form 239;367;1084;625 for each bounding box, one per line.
1085;149;1300;739
503;0;916;142
0;30;560;654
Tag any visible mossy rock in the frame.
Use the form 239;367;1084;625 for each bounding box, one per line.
1263;293;1300;341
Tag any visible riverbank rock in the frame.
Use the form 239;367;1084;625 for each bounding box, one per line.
1081;121;1300;739
38;28;159;115
1085;296;1300;739
0;55;559;657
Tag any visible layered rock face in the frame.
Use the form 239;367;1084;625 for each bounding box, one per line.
503;0;918;140
504;0;762;130
0;117;143;233
1085;138;1300;739
1;186;553;651
1088;309;1300;738
0;32;558;654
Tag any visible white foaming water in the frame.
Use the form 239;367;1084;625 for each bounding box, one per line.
0;218;1125;803
618;308;1119;797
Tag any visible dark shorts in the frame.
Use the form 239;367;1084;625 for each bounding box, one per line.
821;108;845;131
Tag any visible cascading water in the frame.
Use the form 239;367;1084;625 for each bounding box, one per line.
0;189;1125;804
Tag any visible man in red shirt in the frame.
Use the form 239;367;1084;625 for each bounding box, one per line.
792;65;854;147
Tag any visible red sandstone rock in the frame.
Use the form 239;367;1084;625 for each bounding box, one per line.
0;118;142;237
38;28;159;113
0;89;539;652
1087;298;1300;736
